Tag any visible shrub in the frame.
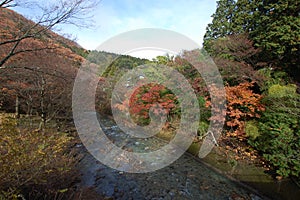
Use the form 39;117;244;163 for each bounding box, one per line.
250;85;300;179
206;82;265;138
0;115;78;199
225;82;265;133
257;68;290;92
268;84;297;98
245;120;260;140
127;83;178;125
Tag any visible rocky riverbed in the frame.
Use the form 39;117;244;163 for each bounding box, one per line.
76;116;265;200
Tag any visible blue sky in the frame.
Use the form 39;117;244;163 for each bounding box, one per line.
13;0;217;57
80;0;217;50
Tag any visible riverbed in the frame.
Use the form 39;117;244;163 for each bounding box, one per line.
76;116;265;200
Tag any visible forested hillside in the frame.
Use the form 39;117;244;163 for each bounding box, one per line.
0;7;86;121
0;4;94;199
0;5;152;199
0;7;149;122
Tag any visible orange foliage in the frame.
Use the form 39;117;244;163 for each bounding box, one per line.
112;83;178;123
206;82;265;138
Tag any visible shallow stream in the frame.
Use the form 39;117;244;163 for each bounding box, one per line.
76;116;266;200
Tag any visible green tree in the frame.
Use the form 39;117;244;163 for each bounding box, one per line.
204;0;300;80
251;0;300;79
231;0;259;33
203;0;237;52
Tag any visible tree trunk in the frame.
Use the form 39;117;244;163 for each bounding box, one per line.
39;77;46;130
15;95;20;118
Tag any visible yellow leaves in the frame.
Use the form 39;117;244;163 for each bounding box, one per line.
244;152;251;157
0;114;76;191
38;149;46;155
45;169;53;173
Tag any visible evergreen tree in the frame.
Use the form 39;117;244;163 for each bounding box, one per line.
251;0;300;79
203;0;300;80
203;0;237;52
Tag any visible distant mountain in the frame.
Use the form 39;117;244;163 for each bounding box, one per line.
87;50;150;77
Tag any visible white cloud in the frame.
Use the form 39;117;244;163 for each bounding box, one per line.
70;0;217;51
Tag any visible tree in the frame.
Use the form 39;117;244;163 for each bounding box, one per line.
250;84;300;179
231;0;259;33
203;0;300;80
203;0;237;51
0;0;96;124
207;33;264;85
251;0;300;79
0;0;97;68
0;0;19;8
127;83;178;125
0;43;79;125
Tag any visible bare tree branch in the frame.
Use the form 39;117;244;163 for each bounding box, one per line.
0;0;16;8
0;0;98;67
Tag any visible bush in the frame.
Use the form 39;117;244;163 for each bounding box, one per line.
245;120;260;140
257;68;290;92
268;84;297;98
0;115;78;199
205;82;265;138
250;85;300;179
124;83;178;125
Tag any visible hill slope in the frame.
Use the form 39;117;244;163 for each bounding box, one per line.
0;8;86;117
0;8;150;118
0;7;87;68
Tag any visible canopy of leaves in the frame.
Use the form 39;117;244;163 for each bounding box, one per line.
204;0;300;80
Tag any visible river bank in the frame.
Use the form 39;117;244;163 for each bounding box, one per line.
187;141;300;200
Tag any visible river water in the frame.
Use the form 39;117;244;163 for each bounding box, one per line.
77;116;266;200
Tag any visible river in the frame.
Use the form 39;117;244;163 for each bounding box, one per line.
75;115;267;200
